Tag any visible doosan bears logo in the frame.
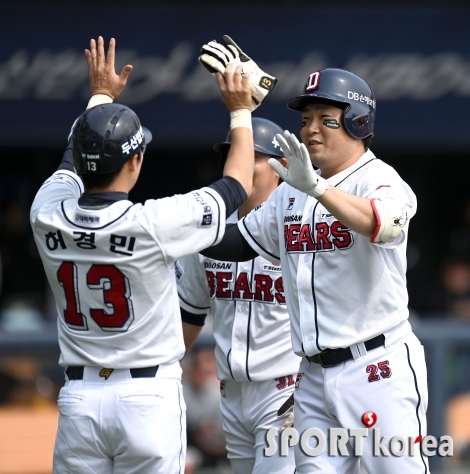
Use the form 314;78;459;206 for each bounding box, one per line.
204;262;232;270
284;214;302;222
205;269;285;304
284;220;353;253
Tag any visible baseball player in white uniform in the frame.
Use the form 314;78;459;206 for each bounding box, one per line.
200;66;429;474
29;36;259;474
176;117;301;474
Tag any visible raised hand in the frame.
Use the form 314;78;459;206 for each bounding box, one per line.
269;131;329;198
199;35;277;112
85;36;133;100
215;62;252;113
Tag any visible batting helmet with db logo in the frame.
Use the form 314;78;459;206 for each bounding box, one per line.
287;68;376;140
72;103;152;174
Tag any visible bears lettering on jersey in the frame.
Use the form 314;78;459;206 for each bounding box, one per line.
205;270;285;304
284;220;353;253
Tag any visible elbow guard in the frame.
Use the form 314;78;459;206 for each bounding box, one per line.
370;198;407;244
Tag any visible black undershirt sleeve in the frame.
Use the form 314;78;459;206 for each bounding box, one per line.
57;139;74;172
208;176;247;218
200;223;258;261
180;308;207;327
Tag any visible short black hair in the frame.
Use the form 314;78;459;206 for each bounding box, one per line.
79;151;143;191
79;165;124;191
363;136;372;149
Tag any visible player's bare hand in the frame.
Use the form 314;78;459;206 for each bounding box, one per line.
216;62;252;112
85;37;133;100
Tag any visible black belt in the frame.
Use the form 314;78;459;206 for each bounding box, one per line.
306;334;385;368
66;365;159;380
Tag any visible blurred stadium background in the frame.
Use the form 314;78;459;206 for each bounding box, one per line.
0;0;470;473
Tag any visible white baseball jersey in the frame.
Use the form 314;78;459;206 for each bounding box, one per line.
177;212;301;382
238;149;417;356
30;169;226;369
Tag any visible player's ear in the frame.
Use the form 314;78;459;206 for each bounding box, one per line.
126;153;141;172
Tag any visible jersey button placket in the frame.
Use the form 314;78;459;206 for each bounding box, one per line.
297;253;316;355
231;300;248;379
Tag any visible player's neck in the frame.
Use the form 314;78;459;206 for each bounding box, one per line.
86;183;129;194
320;146;366;179
85;170;137;194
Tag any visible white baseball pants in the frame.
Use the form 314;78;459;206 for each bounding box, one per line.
294;329;429;473
53;365;186;474
220;377;297;474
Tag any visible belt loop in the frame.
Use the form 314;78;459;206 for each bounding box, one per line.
350;342;367;360
305;334;385;368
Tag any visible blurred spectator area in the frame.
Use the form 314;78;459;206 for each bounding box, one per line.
0;192;48;327
0;406;57;474
0;356;60;474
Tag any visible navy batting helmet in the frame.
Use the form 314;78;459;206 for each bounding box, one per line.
287;68;375;140
73;103;152;174
213;117;284;158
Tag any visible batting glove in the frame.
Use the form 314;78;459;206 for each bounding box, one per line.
199;35;277;112
277;393;294;433
269;131;329;198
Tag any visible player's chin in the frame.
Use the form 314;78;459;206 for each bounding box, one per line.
309;153;326;169
306;147;322;162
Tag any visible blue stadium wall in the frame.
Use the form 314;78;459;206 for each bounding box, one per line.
0;4;469;151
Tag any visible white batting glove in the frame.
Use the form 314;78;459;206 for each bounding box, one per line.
199;40;237;74
277;393;294;433
280;410;294;433
269;131;329;198
199;35;277;112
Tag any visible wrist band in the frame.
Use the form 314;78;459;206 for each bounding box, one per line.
87;94;113;109
307;176;329;198
230;109;252;130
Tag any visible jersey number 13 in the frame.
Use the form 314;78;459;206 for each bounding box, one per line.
57;261;134;332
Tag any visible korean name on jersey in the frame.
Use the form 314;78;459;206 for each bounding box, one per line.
30;170;226;370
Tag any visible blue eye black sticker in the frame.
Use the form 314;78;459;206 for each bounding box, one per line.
324;119;340;129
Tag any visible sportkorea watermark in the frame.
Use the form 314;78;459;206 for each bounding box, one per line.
265;427;453;458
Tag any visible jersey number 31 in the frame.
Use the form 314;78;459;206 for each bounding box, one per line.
57;261;134;332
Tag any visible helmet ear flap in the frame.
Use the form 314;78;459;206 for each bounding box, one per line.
353;114;370;129
343;108;374;140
